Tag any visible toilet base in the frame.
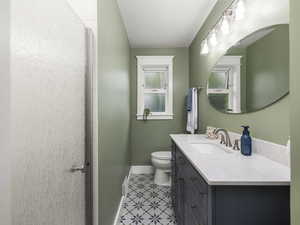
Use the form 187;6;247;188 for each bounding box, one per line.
154;169;171;186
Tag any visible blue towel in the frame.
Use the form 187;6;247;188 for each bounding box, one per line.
187;88;193;111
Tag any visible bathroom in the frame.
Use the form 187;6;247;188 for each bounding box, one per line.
1;0;300;225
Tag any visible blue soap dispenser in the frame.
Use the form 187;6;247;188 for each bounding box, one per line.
241;126;252;156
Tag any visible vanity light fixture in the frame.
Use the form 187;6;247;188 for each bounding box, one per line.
199;0;246;55
209;30;218;47
221;15;230;35
200;39;209;55
235;0;245;21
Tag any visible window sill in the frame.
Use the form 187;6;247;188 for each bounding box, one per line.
136;114;174;120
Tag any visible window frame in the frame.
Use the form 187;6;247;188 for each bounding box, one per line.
207;66;231;94
136;56;174;120
207;55;242;113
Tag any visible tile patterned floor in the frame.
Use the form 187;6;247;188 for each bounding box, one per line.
119;174;177;225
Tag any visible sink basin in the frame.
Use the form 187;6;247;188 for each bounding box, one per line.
190;143;218;154
190;142;234;154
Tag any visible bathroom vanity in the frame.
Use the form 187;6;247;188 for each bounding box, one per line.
170;134;290;225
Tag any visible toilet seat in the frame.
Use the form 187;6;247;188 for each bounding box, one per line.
151;151;171;160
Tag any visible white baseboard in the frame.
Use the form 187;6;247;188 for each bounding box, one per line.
130;165;154;175
122;176;128;196
112;166;154;225
113;175;128;225
112;195;126;225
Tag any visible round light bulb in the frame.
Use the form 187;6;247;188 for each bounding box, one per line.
235;0;245;21
201;39;209;55
221;16;230;34
209;31;218;47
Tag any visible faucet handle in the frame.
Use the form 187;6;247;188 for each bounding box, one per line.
207;128;218;139
219;133;226;145
212;128;218;134
233;139;240;151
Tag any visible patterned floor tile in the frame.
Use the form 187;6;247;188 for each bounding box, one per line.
119;174;177;225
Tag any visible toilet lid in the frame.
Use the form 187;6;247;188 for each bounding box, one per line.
152;151;171;160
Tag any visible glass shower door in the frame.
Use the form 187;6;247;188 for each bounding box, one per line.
11;1;87;225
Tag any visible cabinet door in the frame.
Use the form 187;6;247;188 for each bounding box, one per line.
190;191;208;225
214;186;290;225
185;165;208;225
175;148;189;225
176;178;186;225
171;142;177;209
174;148;210;225
189;165;208;194
176;150;187;178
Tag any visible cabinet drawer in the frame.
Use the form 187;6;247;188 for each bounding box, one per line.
188;163;208;194
176;149;208;194
176;150;187;178
176;149;187;165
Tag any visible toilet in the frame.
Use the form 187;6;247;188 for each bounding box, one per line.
151;151;172;186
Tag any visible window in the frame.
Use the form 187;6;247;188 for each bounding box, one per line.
207;56;242;113
136;56;174;120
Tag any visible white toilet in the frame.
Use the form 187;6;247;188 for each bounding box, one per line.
151;151;172;186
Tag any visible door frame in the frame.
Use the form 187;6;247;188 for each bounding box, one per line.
85;27;98;225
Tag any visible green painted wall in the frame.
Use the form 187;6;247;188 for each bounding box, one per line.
246;25;289;111
189;0;289;145
130;48;189;164
290;0;300;224
98;0;131;224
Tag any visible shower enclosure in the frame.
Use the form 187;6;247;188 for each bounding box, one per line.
9;1;95;224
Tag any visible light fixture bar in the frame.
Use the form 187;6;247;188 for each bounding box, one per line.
200;0;246;55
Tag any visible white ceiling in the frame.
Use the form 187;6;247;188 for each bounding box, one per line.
67;0;97;32
67;0;97;21
117;0;217;48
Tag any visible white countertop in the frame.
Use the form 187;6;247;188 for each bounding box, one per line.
170;134;291;186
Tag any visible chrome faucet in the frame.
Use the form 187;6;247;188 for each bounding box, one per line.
213;128;232;148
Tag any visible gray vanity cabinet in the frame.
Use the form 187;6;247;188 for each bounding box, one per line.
171;142;290;225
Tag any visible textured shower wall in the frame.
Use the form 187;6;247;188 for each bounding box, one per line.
10;1;86;225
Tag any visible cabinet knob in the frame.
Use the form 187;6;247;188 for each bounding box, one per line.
179;157;185;164
190;177;197;182
191;205;197;209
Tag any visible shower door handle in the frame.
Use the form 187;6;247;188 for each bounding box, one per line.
70;165;86;173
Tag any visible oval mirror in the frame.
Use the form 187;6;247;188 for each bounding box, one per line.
207;24;289;114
